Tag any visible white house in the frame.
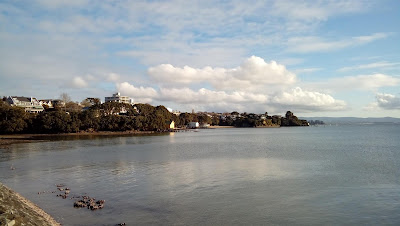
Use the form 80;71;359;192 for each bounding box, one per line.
188;122;199;129
7;96;44;113
105;92;132;104
39;99;65;108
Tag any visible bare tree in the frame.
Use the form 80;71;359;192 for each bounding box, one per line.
59;93;72;112
60;93;72;104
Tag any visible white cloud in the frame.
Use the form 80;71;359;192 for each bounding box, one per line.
338;61;400;72
35;0;89;9
85;74;96;81
116;82;158;103
293;68;323;74
375;93;400;110
112;81;348;114
353;32;389;43
148;56;296;91
304;74;400;93
107;73;120;82
71;76;88;88
159;87;268;105
270;87;347;112
330;74;400;91
287;33;388;53
272;0;370;21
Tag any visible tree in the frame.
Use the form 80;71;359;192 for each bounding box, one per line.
81;98;101;107
79;109;100;131
211;115;219;125
0;100;31;134
60;93;71;103
35;111;72;133
59;93;72;112
65;102;82;112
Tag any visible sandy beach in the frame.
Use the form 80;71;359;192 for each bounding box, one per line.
0;182;60;226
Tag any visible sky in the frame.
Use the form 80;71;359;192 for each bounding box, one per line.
0;0;399;117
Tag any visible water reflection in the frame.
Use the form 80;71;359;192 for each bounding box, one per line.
1;126;400;225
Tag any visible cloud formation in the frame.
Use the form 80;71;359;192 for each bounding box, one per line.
116;82;158;103
338;61;400;72
0;0;398;117
270;87;347;112
148;56;296;91
71;76;88;88
116;56;348;113
287;33;388;53
375;93;400;110
330;74;400;91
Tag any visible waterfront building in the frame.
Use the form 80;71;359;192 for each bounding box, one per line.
105;92;131;104
188;122;199;129
7;96;44;113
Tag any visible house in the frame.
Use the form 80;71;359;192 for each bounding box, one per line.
200;123;210;128
7;96;44;113
169;121;175;129
105;92;132;104
188;122;199;129
39;99;65;108
85;97;101;105
172;110;181;116
39;99;53;108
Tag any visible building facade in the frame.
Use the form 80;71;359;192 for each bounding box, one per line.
7;96;44;113
188;122;199;129
105;93;132;104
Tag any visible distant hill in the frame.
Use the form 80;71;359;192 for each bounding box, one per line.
301;117;400;125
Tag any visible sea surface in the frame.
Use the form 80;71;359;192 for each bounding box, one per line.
1;124;400;225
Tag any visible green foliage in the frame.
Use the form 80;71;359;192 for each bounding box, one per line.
133;104;174;131
1;98;309;134
178;113;198;127
79;109;100;131
34;111;81;133
211;115;219;125
197;114;212;124
0;100;31;134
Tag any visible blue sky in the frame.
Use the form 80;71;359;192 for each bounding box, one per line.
0;0;399;117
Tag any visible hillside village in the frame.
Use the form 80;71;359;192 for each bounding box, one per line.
1;92;309;134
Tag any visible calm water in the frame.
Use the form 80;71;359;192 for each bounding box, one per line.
1;125;400;225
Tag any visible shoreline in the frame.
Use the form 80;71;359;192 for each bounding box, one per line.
0;182;60;226
0;130;159;149
0;126;282;149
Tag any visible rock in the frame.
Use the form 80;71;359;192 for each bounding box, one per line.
7;219;16;226
74;201;87;208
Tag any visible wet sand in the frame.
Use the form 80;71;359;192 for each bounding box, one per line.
0;182;60;226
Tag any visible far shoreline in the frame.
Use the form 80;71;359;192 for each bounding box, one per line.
0;130;160;149
0;126;286;149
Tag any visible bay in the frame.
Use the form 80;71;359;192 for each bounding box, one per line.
1;125;400;225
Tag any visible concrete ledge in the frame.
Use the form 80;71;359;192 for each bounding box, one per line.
0;183;60;226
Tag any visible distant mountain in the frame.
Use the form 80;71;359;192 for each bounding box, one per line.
301;117;400;125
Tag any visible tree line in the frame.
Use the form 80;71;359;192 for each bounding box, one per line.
1;97;308;135
0;99;218;134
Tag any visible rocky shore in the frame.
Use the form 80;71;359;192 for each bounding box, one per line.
0;182;60;226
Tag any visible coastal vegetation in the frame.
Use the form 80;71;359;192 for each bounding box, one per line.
0;99;308;135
